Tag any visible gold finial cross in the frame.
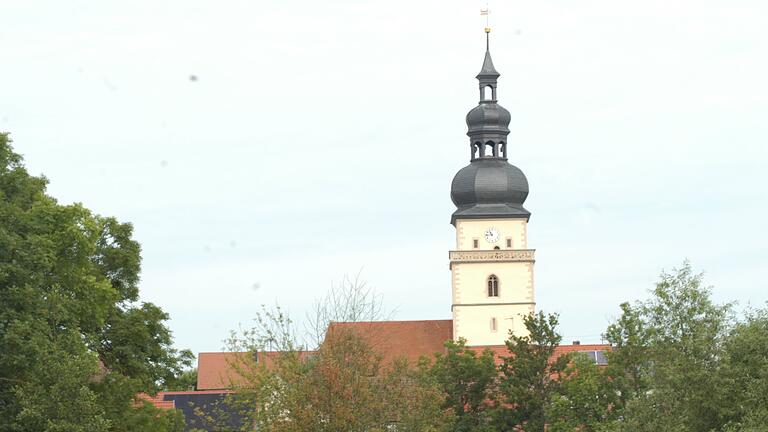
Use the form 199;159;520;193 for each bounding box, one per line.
480;3;491;33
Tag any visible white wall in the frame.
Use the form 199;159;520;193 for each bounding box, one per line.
451;218;535;346
455;218;528;250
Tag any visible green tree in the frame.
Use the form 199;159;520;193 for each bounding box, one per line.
718;306;768;431
602;262;733;432
219;305;447;431
427;338;497;432
492;311;570;431
602;301;650;410
166;368;197;391
0;133;191;431
545;354;616;432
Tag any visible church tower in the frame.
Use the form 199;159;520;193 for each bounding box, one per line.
449;31;535;346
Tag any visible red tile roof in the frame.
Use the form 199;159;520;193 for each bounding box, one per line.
197;352;248;391
197;351;315;390
196;320;610;391
467;343;611;366
136;393;175;410
554;343;611;356
162;390;234;395
327;319;453;364
197;320;452;389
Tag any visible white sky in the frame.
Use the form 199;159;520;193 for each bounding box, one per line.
2;0;767;356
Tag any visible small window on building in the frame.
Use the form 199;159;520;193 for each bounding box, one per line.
490;317;497;332
473;239;479;249
506;238;512;248
577;350;609;366
595;350;608;365
487;275;499;297
494;246;500;250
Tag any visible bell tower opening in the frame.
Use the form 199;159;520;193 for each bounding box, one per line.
485;141;496;158
482;85;494;101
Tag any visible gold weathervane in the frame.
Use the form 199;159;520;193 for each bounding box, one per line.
480;5;491;33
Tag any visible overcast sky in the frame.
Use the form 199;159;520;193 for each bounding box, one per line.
3;0;767;357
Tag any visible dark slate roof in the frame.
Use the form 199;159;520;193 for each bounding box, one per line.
162;391;241;431
466;102;511;136
451;34;530;225
450;158;530;225
477;49;500;79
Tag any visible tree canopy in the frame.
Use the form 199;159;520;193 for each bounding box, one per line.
214;305;448;431
599;262;762;432
0;133;192;432
221;262;768;432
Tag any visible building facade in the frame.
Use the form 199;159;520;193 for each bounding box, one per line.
450;31;536;346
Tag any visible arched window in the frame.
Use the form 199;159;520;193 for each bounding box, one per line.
485;141;495;158
487;275;499;297
483;85;494;101
472;142;482;159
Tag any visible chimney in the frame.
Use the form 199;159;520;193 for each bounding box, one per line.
572;340;581;346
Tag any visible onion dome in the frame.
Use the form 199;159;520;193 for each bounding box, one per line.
450;31;530;225
451;159;529;220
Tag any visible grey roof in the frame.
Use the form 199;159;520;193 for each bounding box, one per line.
450;35;531;225
466;102;510;136
450;158;530;224
476;50;500;79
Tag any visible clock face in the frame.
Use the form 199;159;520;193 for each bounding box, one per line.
484;227;500;243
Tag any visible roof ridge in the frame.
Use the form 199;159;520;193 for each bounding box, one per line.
330;319;452;324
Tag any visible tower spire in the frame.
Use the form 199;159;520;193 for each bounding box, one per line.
477;29;500;85
466;27;508;161
450;28;530;225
